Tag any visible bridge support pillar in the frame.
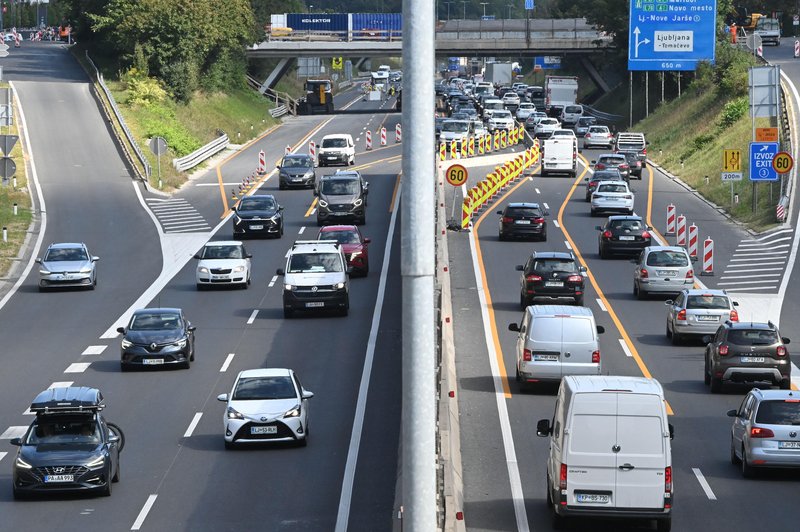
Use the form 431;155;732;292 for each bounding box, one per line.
259;58;293;94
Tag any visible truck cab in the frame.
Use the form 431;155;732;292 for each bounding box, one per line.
298;79;333;115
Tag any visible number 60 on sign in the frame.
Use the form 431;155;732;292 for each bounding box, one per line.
772;152;793;174
445;164;468;186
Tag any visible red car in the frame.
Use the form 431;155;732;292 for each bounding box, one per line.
317;225;370;276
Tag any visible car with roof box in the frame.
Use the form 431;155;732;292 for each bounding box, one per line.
665;289;738;344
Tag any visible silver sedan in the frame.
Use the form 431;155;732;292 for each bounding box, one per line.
665;289;738;344
36;242;98;291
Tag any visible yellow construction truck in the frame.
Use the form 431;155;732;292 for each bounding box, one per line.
298;79;333;115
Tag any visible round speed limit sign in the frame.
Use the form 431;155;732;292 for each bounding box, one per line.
445;164;468;187
772;151;794;174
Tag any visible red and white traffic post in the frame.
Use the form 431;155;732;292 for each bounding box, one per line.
795;40;800;58
395;124;402;143
308;140;316;161
666;204;676;235
285;145;291;154
366;130;372;150
380;127;387;146
687;223;698;260
676;215;687;246
701;237;714;275
257;150;266;175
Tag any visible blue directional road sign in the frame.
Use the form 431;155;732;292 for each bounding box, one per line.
628;0;717;72
749;142;780;182
525;0;535;10
534;56;561;70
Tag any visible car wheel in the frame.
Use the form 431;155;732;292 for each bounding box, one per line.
520;292;528;310
656;518;672;532
515;366;522;383
666;323;672;339
100;475;112;497
636;285;647;300
12;485;25;500
730;440;741;465
498;232;506;241
90;276;97;290
741;446;755;478
599;245;608;259
120;363;131;373
704;357;711;385
284;308;294;319
181;358;191;370
671;329;682;346
197;284;206;291
112;461;120;483
551;502;566;530
540;229;547;242
298;433;308;447
279;182;286;190
710;376;723;394
590;209;597;217
357;216;366;226
780;378;791;390
316;218;323;227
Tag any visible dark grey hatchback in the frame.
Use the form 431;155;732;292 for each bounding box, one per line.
498;202;549;241
277;154;316;190
118;308;196;370
232;194;284;239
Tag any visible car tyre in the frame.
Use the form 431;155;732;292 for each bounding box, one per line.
357;216;366;226
666;323;672;339
112;462;120;483
730;440;741;465
499;232;506;241
120;363;131;373
539;229;547;242
599;245;608;259
590;209;597;217
197;284;206;291
284;308;294;319
100;475;112;497
780;378;791;390
704;357;711;385
12;485;25;500
636;285;648;300
671;329;682;346
520;293;528;310
279;182;286;190
656;518;672;532
181;358;191;370
224;440;237;450
741;446;755;478
710;376;723;394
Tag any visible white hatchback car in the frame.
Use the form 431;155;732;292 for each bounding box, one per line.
515;102;536;121
533;118;561;138
194;241;251;290
488;109;515;132
218;368;314;448
590;180;634;216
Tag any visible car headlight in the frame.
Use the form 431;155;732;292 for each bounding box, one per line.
304;171;314;179
284;284;294;291
279;172;288;178
173;338;187;349
335;282;345;289
353;198;363;207
79;267;93;274
198;266;209;274
39;269;51;275
227;406;244;420
284;404;302;418
233;265;246;273
85;455;106;469
234;215;243;224
270;213;281;222
318;199;328;208
350;251;361;259
121;338;133;349
15;456;33;470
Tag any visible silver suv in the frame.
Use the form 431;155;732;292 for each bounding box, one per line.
632;246;694;299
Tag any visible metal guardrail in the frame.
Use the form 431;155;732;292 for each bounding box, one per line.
582;104;625;125
172;132;229;172
84;51;151;179
269;105;288;118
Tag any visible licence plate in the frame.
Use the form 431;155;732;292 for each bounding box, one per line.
251;426;277;435
249;224;264;230
619;236;635;241
740;357;766;363
657;270;677;276
533;354;559;362
576;493;610;504
545;281;563;287
697;315;718;322
143;359;164;365
779;441;800;449
212;275;227;280
515;220;531;225
306;302;324;308
44;474;74;483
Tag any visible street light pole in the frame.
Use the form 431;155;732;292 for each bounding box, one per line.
461;1;467;19
507;4;513;19
445;1;452;20
480;2;488;17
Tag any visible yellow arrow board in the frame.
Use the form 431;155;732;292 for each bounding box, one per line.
722;149;741;172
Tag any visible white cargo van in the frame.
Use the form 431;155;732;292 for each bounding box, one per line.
541;136;577;177
537;376;673;531
508;305;604;388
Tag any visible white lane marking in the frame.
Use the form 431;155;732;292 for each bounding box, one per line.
247;309;259;324
183;413;203;438
564;240;572;250
692;468;717;500
0;452;6;463
0;426;27;439
543;202;549;209
619;338;633;357
268;275;278;288
131;494;158;530
746;229;793;241
335;179;401;532
728;257;786;263
718;279;782;286
724;287;778;292
311;208;317;215
196;182;248;187
82;345;107;356
64;362;91;373
720;273;781;279
466;205;531;532
299;226;306;234
534;187;540;192
596;298;607;312
733;245;791;254
737;236;793;246
553;220;560;228
220;353;235;373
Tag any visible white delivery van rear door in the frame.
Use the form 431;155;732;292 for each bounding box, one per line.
542;138;576;176
559;316;597;377
614;393;669;509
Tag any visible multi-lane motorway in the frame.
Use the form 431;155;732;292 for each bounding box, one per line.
0;42;405;530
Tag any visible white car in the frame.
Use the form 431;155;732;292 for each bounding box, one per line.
318;133;355;167
583;125;615;149
194;241;251;290
218;368;314;448
472;119;488;138
502;92;521;107
533;118;560;138
591;181;634;216
488;109;515;132
515;102;536;121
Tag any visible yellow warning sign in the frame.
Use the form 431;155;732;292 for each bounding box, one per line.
332;57;343;70
722;149;741;172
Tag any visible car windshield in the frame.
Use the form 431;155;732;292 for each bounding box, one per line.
507;207;542;218
322;138;347;148
565;105;582;113
232;376;296;401
45;247;88;262
593;170;622;181
27;417;101;445
578;117;596;126
755;400;800;425
282;156;311;168
540;119;557;126
493;111;512;119
588;126;609;134
599;157;626;166
597;184;628;193
321;179;359;195
519;103;534;109
609;219;643;231
201;245;244;260
130;312;182;330
646;251;689;267
442;121;469;133
727;329;779;346
287;252;343;273
686;295;729;310
535;259;578;274
239;197;276;211
319;230;360;244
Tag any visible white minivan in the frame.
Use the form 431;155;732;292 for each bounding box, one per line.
537;376;673;531
508;305;604;389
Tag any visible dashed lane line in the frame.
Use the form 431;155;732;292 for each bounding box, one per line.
596;298;608;312
0;426;27;439
247;309;259;324
64;362;91;373
82;345;107;356
564;240;572;250
299;226;306;234
692;468;717;500
183;413;203;438
131;494;158;531
618;339;633;357
220;354;235;373
268;275;278;288
0;452;6;463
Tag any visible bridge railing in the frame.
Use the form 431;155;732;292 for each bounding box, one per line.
265;29;403;43
245;75;298;116
436;18;610;43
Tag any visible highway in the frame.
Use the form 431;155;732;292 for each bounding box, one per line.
0;42;404;531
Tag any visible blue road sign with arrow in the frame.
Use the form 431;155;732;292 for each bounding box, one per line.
628;0;717;72
749;142;779;181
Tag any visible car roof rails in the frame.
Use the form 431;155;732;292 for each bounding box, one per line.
292;240;340;250
30;386;105;415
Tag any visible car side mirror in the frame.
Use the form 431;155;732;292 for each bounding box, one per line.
584;177;589;182
664;300;673;306
591;160;597;164
782;337;791;345
10;437;21;446
276;268;285;276
217;393;229;402
595;225;602;231
279;206;284;211
515;265;524;271
701;335;712;344
302;390;315;399
579;266;587;273
108;434;120;444
364;238;372;244
245;253;252;259
193;253;201;259
276;164;281;169
536;419;551;437
726;409;738;418
596;325;605;334
668;423;674;440
508;322;521;332
188;325;196;332
92;256;100;262
35;258;41;264
116;326;125;334
733;301;739;306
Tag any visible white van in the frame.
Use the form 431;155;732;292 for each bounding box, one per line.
508;305;604;389
541;136;577;177
560;104;584;127
537;376;673;531
481;99;505;120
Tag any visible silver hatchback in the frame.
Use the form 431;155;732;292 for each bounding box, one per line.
633;246;694;299
665;289;739;344
36;242;99;291
728;389;800;477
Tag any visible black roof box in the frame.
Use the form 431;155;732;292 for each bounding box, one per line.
30;386;104;414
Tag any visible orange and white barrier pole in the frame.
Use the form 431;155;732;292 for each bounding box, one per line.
366;130;373;150
676;215;687;246
395;124;402;143
701;237;714;275
666;204;676;235
687;223;698;260
257;150;266;175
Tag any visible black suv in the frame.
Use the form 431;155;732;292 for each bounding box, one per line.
497;202;549;241
516;251;587;308
316;172;369;226
596;215;652;258
10;387;124;498
703;321;792;393
277;153;316;190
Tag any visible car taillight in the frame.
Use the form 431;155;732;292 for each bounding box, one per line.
589;180;598;187
526;274;542;282
559;463;567;490
642;231;651;239
729;309;738;322
677;309;686;321
685;269;694;279
534;217;545;224
502;216;513;223
585;133;592;138
750;426;775;438
719;345;729;356
664;466;672;508
602;230;612;239
567;275;583;283
640;268;649;278
777;345;787;357
642;147;647;155
523;349;532;362
621;164;629;169
591;350;600;364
